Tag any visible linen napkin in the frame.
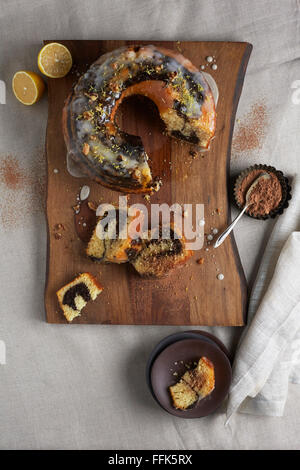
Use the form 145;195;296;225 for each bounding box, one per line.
226;176;300;421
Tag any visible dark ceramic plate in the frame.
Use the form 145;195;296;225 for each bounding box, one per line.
145;330;230;404
150;338;232;418
146;332;214;404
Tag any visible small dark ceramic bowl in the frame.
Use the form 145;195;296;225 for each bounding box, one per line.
234;164;292;220
150;338;232;418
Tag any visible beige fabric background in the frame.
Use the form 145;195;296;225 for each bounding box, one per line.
0;0;299;449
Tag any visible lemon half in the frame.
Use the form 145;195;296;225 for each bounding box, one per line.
12;71;45;105
38;42;72;78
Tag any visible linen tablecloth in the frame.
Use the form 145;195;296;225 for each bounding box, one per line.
0;0;299;449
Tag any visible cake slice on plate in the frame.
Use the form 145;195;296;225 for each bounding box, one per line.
169;381;198;410
169;357;215;410
182;357;215;398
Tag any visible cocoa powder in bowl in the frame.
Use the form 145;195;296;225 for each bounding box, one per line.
236;169;282;217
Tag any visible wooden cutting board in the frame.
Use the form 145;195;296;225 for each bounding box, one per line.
44;40;251;325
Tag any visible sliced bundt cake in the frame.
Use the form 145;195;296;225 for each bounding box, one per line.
63;44;216;193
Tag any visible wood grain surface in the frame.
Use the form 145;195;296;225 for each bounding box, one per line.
44;40;251;325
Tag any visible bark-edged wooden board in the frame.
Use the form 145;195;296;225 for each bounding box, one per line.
44;40;251;325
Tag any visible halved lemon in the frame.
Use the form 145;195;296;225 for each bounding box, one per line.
38;42;72;78
12;71;46;105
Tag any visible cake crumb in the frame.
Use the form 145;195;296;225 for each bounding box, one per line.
88;201;97;211
73;204;80;213
189;150;198;158
54;223;65;231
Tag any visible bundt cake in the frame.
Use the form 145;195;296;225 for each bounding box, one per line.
86;207;143;263
169;357;215;410
62;44;216;193
56;272;103;322
130;224;193;278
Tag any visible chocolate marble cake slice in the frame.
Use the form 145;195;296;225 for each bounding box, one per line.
56;273;103;322
86;207;143;264
130;224;193;278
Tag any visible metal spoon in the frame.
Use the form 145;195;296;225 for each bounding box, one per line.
214;173;270;249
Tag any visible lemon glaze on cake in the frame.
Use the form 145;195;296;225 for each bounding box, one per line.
63;45;216;193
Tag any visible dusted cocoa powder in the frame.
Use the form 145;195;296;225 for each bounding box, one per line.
0;156;26;190
233;101;268;155
0;149;45;229
236;169;282;216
